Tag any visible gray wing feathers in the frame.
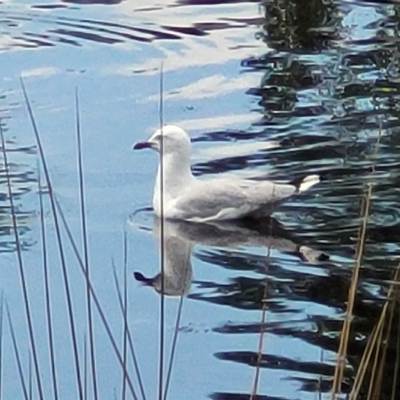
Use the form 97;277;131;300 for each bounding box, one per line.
173;181;250;221
173;179;297;221
244;180;296;203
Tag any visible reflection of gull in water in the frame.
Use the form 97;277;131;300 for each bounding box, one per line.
133;125;319;222
134;218;193;296
134;217;327;296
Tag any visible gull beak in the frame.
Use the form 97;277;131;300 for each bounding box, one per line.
133;141;152;150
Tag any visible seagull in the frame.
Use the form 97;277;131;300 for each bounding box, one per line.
133;125;319;222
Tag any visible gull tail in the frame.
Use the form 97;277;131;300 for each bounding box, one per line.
298;174;320;193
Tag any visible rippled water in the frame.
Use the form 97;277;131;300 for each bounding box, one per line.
1;0;400;399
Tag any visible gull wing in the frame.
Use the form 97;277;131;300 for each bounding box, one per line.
171;178;296;222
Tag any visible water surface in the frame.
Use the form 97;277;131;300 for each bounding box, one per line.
1;0;400;399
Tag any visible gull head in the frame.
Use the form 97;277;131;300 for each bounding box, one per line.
133;125;191;155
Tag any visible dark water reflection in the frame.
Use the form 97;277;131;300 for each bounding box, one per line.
1;0;400;399
194;0;400;398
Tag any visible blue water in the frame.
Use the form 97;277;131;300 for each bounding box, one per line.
1;0;400;399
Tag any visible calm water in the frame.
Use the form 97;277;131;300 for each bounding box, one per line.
1;0;400;399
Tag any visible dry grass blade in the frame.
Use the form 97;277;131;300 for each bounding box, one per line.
392;303;400;400
370;285;396;399
349;266;400;400
331;188;370;397
55;199;139;400
5;301;29;400
349;322;379;398
75;88;98;400
158;63;165;400
331;123;382;398
0;119;44;400
111;258;147;400
366;309;385;399
20;78;84;400
38;164;59;400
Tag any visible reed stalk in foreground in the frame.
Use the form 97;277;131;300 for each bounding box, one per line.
83;334;88;400
0;291;3;400
38;162;59;400
163;287;185;400
112;257;147;400
331;124;382;398
55;199;139;399
120;231;129;400
75;88;98;400
250;217;274;399
5;301;29;400
392;308;400;400
21;79;140;399
20;78;84;400
158;62;166;400
369;281;396;399
0;118;44;400
349;266;400;400
249;277;269;400
28;353;32;400
14;71;186;400
330;186;371;396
